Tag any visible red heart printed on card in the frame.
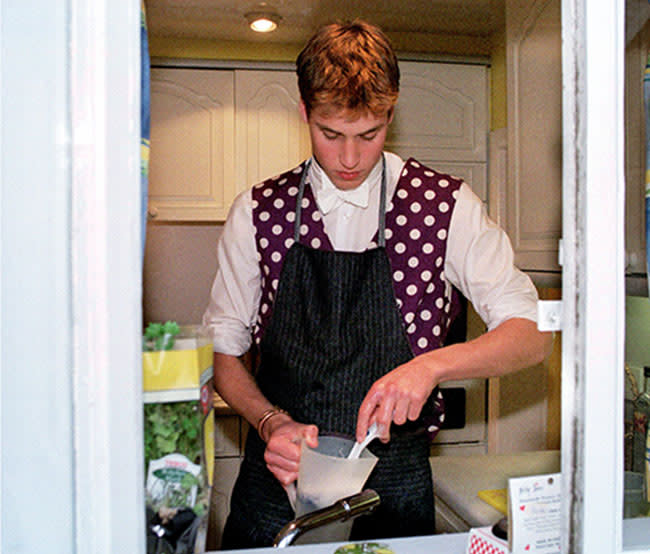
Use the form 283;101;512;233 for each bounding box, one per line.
520;505;526;511
525;546;531;551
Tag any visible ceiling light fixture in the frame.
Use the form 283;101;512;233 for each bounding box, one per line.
245;4;281;33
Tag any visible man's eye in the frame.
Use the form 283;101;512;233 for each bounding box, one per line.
361;133;377;141
323;132;339;140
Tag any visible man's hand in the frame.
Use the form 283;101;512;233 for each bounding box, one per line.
355;359;437;443
263;417;319;486
354;317;553;444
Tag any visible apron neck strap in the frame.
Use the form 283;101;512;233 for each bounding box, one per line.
294;160;310;243
294;154;387;247
377;154;387;247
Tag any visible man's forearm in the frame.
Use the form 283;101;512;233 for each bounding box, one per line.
425;317;554;384
212;351;276;431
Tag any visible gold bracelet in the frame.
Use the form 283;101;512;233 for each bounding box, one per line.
257;407;288;441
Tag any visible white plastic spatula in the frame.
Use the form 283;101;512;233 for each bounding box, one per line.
347;422;382;459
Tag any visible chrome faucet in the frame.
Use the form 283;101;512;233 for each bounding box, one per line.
273;489;380;548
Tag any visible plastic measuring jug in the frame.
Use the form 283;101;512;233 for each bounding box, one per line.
285;434;378;544
295;434;378;516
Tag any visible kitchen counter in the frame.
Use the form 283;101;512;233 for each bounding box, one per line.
207;449;650;553
430;450;561;531
210;532;470;553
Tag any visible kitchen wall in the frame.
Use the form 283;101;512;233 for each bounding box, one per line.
143;222;222;325
147;29;494;62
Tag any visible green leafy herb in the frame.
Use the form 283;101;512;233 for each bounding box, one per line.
333;544;395;554
144;401;208;515
143;320;180;351
144;401;202;468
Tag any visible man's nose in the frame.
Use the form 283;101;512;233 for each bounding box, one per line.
340;139;360;169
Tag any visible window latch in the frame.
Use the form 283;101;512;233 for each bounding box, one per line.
537;300;562;332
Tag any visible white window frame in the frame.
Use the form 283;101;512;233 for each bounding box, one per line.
68;0;144;551
561;0;649;552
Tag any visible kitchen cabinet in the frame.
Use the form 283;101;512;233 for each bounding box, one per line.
150;62;489;221
504;0;647;274
624;0;650;275
234;70;312;198
387;61;488;202
148;68;235;221
148;67;310;221
505;0;563;272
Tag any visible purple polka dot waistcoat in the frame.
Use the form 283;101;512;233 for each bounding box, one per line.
251;158;462;357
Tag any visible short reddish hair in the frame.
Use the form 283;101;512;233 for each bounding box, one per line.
296;20;400;118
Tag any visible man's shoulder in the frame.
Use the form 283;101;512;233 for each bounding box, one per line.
395;158;465;201
398;157;464;186
252;162;306;193
250;161;309;216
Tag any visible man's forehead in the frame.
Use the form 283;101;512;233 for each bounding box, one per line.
310;106;389;128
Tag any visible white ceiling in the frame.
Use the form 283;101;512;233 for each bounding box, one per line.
144;0;506;45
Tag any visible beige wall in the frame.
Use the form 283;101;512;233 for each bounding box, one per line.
490;28;507;130
148;33;494;62
143;222;223;325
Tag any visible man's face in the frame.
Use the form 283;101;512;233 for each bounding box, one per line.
300;103;393;191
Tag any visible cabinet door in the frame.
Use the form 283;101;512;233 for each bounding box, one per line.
148;68;235;221
505;0;646;274
624;0;649;275
386;61;489;201
234;70;311;194
213;414;240;457
505;0;563;271
208;457;242;550
207;416;249;550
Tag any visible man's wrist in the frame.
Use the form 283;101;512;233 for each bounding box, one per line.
257;407;290;441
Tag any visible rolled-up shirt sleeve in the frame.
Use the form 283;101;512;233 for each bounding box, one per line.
445;183;539;330
202;189;261;356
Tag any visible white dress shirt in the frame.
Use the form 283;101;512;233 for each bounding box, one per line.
202;152;539;356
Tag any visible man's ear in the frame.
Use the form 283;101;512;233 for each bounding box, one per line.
386;107;395;125
299;100;309;123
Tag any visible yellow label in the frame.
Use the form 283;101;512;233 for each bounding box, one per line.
202;405;215;486
142;344;212;391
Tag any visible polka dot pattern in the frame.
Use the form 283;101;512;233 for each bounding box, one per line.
377;158;463;355
252;158;463;358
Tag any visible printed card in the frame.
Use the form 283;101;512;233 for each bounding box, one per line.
507;473;561;553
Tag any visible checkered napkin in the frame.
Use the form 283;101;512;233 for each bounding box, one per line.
466;526;510;554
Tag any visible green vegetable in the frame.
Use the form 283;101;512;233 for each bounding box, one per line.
144;401;201;469
150;467;202;512
144;401;207;515
333;544;395;554
143;320;180;351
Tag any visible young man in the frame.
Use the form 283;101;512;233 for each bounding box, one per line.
203;20;552;549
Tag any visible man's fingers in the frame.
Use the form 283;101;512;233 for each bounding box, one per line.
356;389;383;442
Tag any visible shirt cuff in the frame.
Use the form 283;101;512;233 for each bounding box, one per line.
202;317;253;358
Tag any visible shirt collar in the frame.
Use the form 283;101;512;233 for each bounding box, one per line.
309;157;383;215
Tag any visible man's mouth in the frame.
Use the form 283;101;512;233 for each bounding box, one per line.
338;170;361;181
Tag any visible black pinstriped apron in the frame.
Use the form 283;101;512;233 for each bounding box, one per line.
221;158;436;549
